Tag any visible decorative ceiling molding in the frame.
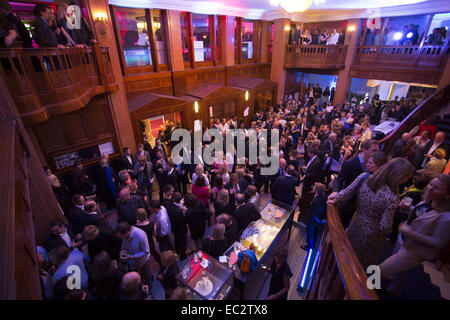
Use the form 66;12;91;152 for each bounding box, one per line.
108;0;450;21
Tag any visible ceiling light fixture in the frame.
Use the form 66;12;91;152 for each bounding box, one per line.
270;0;316;13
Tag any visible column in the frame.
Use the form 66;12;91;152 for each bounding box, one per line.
259;21;271;64
334;19;363;105
165;10;185;72
222;15;236;66
85;0;136;151
270;18;290;103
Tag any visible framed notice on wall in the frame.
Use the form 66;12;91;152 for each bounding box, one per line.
53;141;115;170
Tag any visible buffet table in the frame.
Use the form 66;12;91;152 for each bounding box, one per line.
222;199;296;298
176;251;234;300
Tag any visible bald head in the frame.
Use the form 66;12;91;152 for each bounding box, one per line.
122;272;140;293
119;187;131;201
279;158;287;170
402;133;412;143
435;132;445;144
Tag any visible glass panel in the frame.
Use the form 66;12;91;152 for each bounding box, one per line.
361;18;385;45
242;20;254;60
425;13;450;45
383;15;430;45
152;10;166;64
180;13;190;63
192;14;211;62
116;7;152;67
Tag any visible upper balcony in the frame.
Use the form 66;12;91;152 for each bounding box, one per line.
285;44;348;70
0;44;118;125
351;44;450;84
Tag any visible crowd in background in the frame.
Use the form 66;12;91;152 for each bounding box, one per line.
0;1;96;48
39;84;450;300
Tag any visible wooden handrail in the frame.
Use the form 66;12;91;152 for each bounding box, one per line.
443;160;450;175
285;44;348;69
379;84;450;153
305;204;378;300
326;204;379;300
354;44;449;69
0;46;116;124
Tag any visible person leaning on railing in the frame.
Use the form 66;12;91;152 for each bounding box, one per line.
378;175;450;287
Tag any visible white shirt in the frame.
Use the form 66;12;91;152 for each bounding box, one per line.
305;155;317;172
157;206;171;236
60;230;72;248
76;205;84;211
126;155;132;165
327;32;339;45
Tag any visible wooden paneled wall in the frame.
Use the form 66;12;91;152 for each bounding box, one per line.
30;94;120;174
123;63;272;97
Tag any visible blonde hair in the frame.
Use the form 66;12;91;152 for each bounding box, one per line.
216;189;229;205
195;164;204;176
433;148;447;160
367;158;414;194
47;174;61;188
161;250;178;268
57;2;68;21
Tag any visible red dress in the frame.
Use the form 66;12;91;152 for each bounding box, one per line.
417;121;438;140
192;184;210;206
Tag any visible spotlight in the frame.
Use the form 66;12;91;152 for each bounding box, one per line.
406;32;413;39
393;32;403;40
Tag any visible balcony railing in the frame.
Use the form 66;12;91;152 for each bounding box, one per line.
353;44;449;70
285;44;348;69
305;204;379;300
379;83;450;153
0;44;117;125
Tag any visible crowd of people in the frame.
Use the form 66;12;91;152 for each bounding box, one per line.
0;1;96;48
297;28;345;45
39;86;449;300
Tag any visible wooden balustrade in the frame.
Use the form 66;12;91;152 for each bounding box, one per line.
379;83;450;153
305;204;379;300
285;44;348;69
354;44;449;70
0;44;118;125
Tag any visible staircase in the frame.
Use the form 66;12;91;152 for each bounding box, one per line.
379;241;445;300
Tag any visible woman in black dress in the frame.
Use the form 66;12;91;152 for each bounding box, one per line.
184;193;211;250
201;224;228;258
266;247;293;300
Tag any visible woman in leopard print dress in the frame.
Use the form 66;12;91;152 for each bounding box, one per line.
328;158;414;268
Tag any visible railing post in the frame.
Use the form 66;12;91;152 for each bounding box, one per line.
92;43;109;85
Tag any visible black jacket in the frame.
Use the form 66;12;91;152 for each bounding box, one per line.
201;237;228;258
120;155;135;171
334;156;364;192
67;206;87;235
306;192;327;227
232;202;261;233
162;199;187;238
45;225;74;252
86;229;121;261
271;175;300;206
302;156;324;195
116;195;147;226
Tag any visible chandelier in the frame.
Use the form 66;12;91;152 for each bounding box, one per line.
269;0;325;13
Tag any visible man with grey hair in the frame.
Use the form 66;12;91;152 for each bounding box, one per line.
119;271;151;300
116;187;147;225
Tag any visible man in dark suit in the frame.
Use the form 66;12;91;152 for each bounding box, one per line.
116;188;147;226
120;147;135;173
301;148;324;196
45;219;83;253
232;194;261;234
83;225;121;260
320;132;337;158
225;173;247;206
166;163;179;192
32;4;65;48
135;143;152;163
154;150;169;200
333;139;379;192
301;183;327;250
417;131;448;169
82;200;109;230
151;138;167;162
271;165;300;206
161;187;187;260
67;194;87;235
